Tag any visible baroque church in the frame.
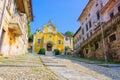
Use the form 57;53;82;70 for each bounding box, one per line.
33;21;64;53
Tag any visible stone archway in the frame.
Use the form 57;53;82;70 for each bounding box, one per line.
47;43;52;51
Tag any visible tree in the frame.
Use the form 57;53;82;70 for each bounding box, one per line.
28;24;34;42
65;46;70;51
65;31;74;37
65;46;71;55
54;49;60;55
28;24;31;37
38;48;46;55
64;31;74;50
29;34;33;42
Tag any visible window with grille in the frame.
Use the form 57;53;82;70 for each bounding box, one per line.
82;29;84;35
89;21;92;28
90;31;92;36
97;12;100;20
85;49;88;54
86;24;88;31
109;34;116;42
87;33;89;39
118;6;120;12
95;43;99;50
110;12;114;19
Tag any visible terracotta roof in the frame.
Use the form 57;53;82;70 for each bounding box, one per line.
29;0;34;21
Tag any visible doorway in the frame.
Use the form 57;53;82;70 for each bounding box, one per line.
47;43;52;51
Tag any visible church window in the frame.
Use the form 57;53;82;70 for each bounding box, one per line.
58;40;61;44
38;39;41;44
49;35;52;38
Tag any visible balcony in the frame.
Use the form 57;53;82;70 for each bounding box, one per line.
15;0;33;22
81;13;120;48
8;14;23;35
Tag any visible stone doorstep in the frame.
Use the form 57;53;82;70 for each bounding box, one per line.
0;64;43;67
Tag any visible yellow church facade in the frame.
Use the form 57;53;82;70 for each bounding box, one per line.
33;21;64;54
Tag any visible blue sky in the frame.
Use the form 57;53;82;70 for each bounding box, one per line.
30;0;89;34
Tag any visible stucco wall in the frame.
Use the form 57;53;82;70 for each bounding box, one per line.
33;23;64;53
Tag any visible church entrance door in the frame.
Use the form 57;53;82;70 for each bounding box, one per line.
47;43;52;51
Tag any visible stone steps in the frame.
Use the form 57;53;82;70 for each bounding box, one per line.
45;51;54;56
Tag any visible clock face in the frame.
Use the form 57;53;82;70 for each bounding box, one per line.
49;26;53;32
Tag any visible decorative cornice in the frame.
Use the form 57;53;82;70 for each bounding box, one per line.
77;0;95;22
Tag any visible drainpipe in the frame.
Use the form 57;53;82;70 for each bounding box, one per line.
0;0;6;38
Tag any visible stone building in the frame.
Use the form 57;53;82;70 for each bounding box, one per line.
33;21;64;54
75;0;120;62
74;27;82;53
64;34;73;55
64;35;73;50
0;0;33;56
75;0;103;55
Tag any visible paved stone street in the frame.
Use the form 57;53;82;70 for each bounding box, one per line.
0;53;120;80
0;54;59;80
40;55;111;80
57;55;120;80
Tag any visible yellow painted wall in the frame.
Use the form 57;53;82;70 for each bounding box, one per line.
55;33;64;53
34;32;44;52
34;23;64;53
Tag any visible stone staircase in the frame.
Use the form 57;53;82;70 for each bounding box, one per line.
46;51;54;56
